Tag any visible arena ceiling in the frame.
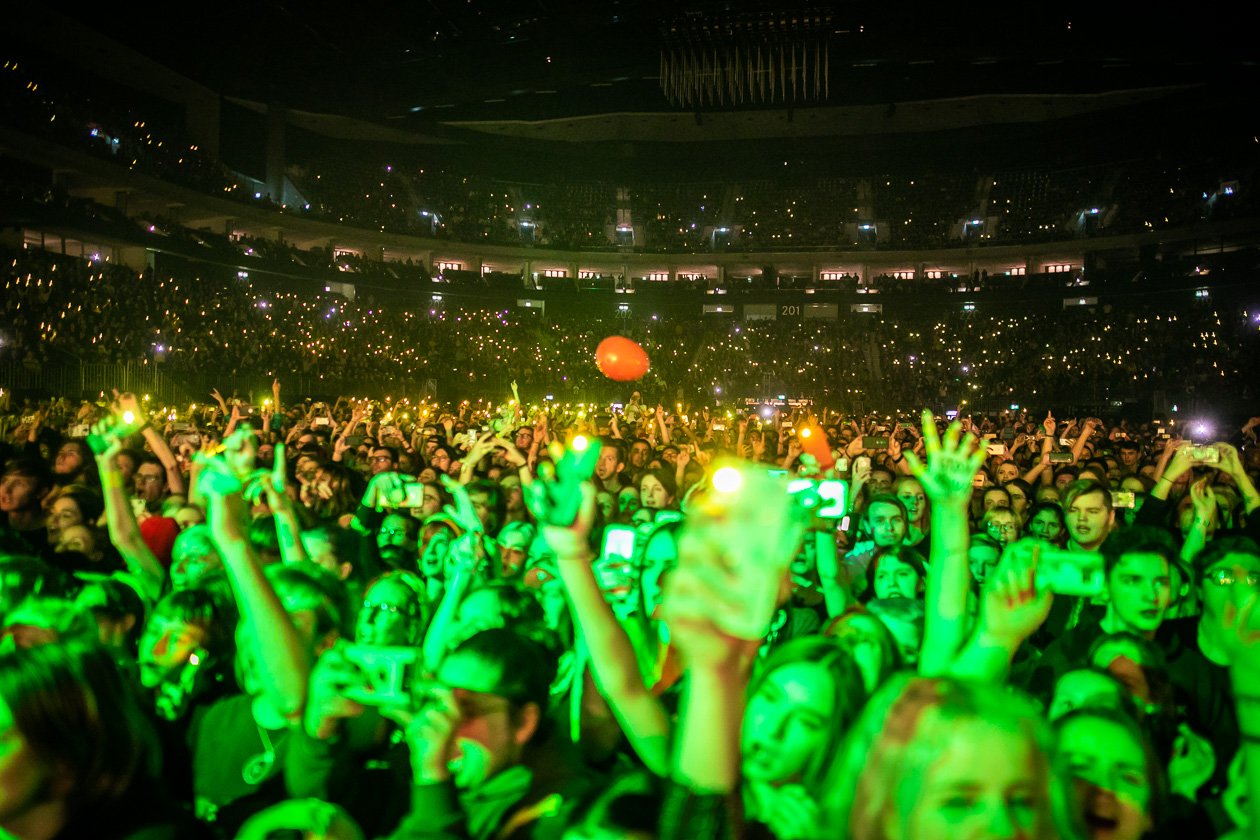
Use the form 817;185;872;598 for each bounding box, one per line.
11;1;1258;180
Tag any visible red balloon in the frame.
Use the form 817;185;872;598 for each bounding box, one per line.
595;336;650;382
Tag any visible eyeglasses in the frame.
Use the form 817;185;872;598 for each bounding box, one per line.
987;522;1018;533
379;528;411;538
1202;568;1260;588
136;474;163;483
372;455;394;462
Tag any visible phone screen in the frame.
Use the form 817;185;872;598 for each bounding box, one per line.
602;525;637;562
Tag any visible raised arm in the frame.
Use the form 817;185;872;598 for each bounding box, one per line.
905;410;987;676
540;480;671;775
202;434;312;721
117;391;185;495
90;418;165;602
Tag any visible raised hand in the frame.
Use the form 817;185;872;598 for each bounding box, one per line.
903;409;986;508
979;539;1054;648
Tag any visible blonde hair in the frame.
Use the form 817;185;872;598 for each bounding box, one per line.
824;675;1082;840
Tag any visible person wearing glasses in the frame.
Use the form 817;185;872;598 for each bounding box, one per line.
368;446;399;477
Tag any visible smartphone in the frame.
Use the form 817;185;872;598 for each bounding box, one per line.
853;455;871;474
341;645;422;707
67;423;89;438
788;478;849;519
834;456;850;473
1036;548;1105;598
1111;491;1136;509
862;436;888;450
345;434;366;447
312;417;331;427
1001;427;1017;440
238;405;259;417
972;473;987;488
396;483;427;508
1188;446;1220;463
1048;451;1074;464
986;443;1007;457
1059;438;1072;447
611;403;624;413
172;421;193;432
602;524;638;563
711;422;727;431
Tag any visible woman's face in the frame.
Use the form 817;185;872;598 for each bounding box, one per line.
896;481;927;523
639;475;672;510
904;718;1048;840
741;661;835;785
419;529;452;579
46;496;84;540
982;488;1013;516
874;556;922;600
1056;715;1151;840
1029;509;1064;543
53;443;85;476
56;524;98;557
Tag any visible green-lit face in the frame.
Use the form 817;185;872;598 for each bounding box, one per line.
1056;715;1151;840
967;544;1001;585
356;579;420;646
868;501;907;548
741;662;835;785
903;718;1046;840
896;481;927;523
874;556;922;601
1048;670;1124;723
1029;509;1063;543
1106;553;1170;635
1200;552;1260;634
437;651;523;789
639;475;672;510
1066;491;1112;548
420;529;452;579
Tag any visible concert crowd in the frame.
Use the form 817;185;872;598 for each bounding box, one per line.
2;333;1260;840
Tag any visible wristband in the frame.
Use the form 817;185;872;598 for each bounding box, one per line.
1242;733;1260;746
1236;693;1260;705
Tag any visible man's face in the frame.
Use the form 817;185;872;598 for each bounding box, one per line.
596;446;623;482
1200;552;1260;636
866;470;894;496
1066;490;1113;549
1108;552;1171;634
629;441;651;470
437;650;530;789
356;578;418;646
514;428;533;451
1119;447;1139;468
0;473;40;514
377;513;417;559
497;532;530;578
370;448;396;476
868;501;907;547
134;464;166;503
